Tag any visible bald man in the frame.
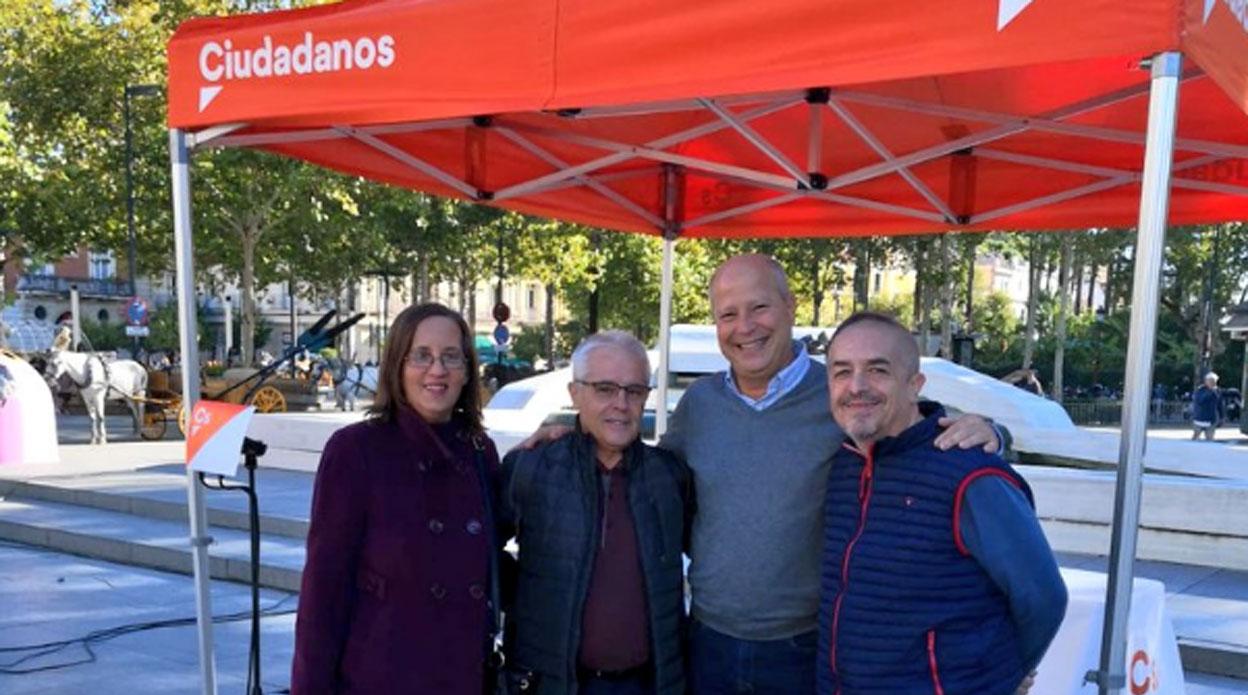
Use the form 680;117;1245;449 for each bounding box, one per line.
817;312;1066;695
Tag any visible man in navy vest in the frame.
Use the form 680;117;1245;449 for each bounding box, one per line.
818;311;1067;695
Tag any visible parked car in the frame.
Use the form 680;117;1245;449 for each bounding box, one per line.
1223;387;1241;422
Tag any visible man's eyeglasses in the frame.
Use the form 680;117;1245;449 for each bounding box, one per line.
405;350;467;371
575;380;651;403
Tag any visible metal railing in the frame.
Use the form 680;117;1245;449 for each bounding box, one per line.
1063;399;1208;426
16;274;131;298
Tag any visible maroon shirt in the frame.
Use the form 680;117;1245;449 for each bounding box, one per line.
578;458;652;672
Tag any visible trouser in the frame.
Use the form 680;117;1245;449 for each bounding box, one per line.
1192;423;1217;440
688;618;816;695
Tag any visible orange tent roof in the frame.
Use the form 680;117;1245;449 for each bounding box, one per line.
167;0;1248;237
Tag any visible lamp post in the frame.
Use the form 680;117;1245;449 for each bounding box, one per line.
124;83;161;297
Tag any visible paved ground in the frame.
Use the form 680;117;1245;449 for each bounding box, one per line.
1;540;1245;695
7;413;1245;694
0;542;296;695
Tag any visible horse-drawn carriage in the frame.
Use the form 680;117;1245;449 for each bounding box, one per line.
40;310;364;443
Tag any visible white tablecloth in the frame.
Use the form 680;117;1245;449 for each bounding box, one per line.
1034;568;1184;695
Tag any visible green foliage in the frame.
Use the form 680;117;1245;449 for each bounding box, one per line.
509;324;547;365
80;318;127;352
145;303;213;352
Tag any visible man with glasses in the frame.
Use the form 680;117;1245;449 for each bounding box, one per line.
497;331;693;695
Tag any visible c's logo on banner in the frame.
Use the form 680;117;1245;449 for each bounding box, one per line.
1130;649;1159;694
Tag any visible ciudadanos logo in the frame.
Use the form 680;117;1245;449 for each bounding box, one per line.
197;32;396;112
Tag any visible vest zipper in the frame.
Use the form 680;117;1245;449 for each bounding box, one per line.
927;630;946;695
829;444;874;694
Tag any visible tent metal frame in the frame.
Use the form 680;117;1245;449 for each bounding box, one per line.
172;47;1227;695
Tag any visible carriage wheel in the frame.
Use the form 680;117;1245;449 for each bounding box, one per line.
176;400;188;436
251;386;287;413
140;408;167;441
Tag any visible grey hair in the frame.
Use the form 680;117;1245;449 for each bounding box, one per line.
570;330;651;382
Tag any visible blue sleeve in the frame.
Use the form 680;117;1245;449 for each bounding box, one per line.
958;476;1068;674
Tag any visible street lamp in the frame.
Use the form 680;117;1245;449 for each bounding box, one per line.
124;83;161;297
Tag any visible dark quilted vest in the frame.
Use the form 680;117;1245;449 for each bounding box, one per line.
500;430;689;695
817;409;1033;695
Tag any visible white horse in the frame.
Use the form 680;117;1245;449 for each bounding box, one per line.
45;350;148;444
333;361;377;412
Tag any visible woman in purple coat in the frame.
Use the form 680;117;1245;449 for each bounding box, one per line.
291;303;500;695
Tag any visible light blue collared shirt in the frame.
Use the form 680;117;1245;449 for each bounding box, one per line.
723;340;811;411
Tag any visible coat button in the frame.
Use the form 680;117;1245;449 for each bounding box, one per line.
428;518;444;534
469;584;485;600
466;519;483;535
430;583;447;600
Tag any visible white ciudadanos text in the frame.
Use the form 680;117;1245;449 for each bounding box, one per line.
199;32;396;83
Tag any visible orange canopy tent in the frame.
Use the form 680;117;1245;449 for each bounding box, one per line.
164;1;1248;693
168;0;1248;236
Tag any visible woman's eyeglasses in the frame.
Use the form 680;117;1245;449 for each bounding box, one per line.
405;350;467;371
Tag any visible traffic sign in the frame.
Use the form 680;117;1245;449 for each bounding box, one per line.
126;296;150;326
492;302;511;323
125;325;150;337
493;323;511;346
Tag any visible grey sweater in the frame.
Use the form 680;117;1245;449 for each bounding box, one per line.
660;365;843;640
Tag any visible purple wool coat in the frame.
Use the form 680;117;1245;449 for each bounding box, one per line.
290;406;500;695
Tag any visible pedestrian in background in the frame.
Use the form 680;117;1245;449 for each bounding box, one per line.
1191;371;1225;441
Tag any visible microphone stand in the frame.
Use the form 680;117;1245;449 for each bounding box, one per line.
198;436;268;695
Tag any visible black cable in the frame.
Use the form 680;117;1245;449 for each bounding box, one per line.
0;593;296;676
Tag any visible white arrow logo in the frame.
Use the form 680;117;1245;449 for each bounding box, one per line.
198;85;223;113
998;0;1036;30
1204;0;1216;23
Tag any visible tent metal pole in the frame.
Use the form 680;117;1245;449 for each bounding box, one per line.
170;127;218;695
655;164;682;438
1090;51;1181;695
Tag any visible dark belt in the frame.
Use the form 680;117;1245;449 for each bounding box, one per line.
577;662;653;682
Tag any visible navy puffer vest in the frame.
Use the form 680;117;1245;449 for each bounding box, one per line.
817;407;1033;695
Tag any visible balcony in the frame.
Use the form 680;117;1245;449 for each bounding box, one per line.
16;274;130;298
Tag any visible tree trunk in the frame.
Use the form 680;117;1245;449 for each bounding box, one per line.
1052;235;1073;401
1072;262;1084;314
588;287;600;334
938;234;954;358
919;277;934;357
288;275;297;351
964;244;975;333
1023;236;1040;370
419;256;431;303
1087;263;1098;313
811;259;824;326
240;223;258;367
854;245;870;310
912;242;925;329
1104;257;1116;315
544;282;556;368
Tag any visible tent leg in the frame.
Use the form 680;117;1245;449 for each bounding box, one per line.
170;128;218;695
655;237;675;437
654;164;682;439
1090;52;1181;695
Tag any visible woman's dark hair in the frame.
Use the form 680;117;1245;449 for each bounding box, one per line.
366;303;484;434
